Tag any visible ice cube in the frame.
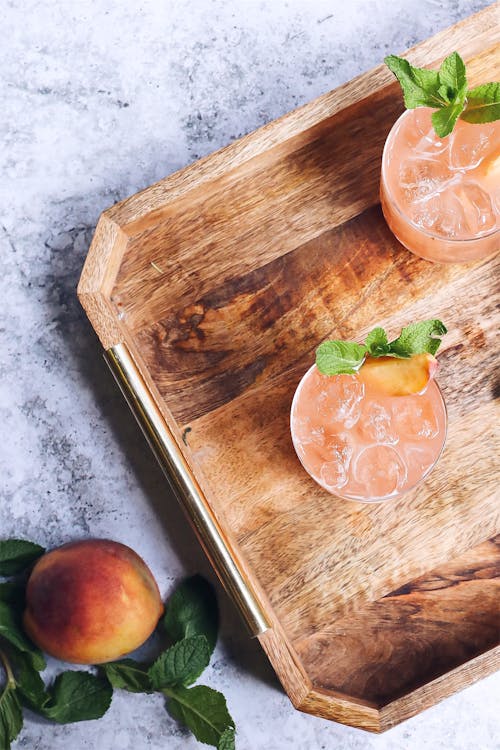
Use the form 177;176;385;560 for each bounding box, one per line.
410;185;467;238
448;122;496;171
353;445;407;498
319;376;365;429
392;397;439;440
319;434;352;489
400;157;453;202
403;444;438;475
320;461;348;490
457;181;497;235
292;416;326;447
358;401;398;444
412;109;448;156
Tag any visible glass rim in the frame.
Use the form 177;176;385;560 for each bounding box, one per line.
290;362;448;504
380;108;499;244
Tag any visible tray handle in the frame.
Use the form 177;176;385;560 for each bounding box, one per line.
104;342;270;637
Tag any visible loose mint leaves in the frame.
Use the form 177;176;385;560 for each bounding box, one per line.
0;540;45;577
149;635;211;689
0;681;23;750
385;51;500;136
10;648;48;712
104;573;235;748
316;320;447;375
164;575;219;655
0;602;45;671
43;671;113;724
166;685;235;749
100;659;152;693
315;341;367;376
0;584;24;609
219;727;236;750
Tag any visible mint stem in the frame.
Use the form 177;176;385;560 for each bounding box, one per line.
0;647;16;689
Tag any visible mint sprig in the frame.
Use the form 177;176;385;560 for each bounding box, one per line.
0;537;235;750
316;319;447;376
385;51;500;137
0;651;23;750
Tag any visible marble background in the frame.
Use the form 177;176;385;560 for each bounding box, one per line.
1;1;498;748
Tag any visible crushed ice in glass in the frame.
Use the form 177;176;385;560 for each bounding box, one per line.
398;115;498;238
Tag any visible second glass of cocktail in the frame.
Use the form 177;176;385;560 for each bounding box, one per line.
290;321;448;502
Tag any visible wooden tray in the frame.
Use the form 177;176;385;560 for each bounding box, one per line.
78;6;500;732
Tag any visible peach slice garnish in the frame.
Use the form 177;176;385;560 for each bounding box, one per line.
478;151;500;193
358;353;438;397
482;151;500;177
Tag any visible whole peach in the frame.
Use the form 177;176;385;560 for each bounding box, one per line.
23;539;164;664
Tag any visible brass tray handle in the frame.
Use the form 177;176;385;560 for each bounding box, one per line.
105;342;270;637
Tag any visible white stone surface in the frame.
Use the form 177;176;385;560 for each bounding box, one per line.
1;1;498;748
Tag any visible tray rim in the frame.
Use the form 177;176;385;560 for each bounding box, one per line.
78;3;500;350
77;4;500;732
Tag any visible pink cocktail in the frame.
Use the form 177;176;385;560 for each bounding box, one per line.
381;107;499;263
290;364;447;502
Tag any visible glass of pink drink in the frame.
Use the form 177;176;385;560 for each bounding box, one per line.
290;362;447;503
380;108;499;263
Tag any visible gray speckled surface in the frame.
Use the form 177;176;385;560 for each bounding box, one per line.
1;1;499;748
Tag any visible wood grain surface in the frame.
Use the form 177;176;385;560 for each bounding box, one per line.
295;536;500;703
78;4;500;730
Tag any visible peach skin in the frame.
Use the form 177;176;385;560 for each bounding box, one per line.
358;353;438;397
23;539;163;664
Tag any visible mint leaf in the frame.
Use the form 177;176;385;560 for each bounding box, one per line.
365;327;390;357
0;583;24;609
315;340;366;375
431;93;467;137
388;320;447;357
219;727;236;750
44;671;112;723
166;685;235;748
412;67;441;96
149;636;211;689
0;540;44;577
0;602;45;671
461;82;500;123
384;55;446;109
101;658;152;693
0;684;23;749
9;648;48;711
164;576;219;655
438;52;467;100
